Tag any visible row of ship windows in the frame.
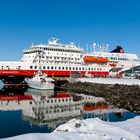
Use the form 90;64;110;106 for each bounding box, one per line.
30;66;103;71
45;106;80;114
25;52;80;59
41;47;81;53
29;56;80;61
24;49;81;54
109;61;129;64
110;57;129;61
45;98;72;103
35;98;72;105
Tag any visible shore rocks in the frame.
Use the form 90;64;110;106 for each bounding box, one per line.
61;82;140;114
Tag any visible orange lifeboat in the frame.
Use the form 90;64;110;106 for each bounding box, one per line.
96;57;108;63
54;92;71;98
83;56;97;63
83;103;108;111
109;63;117;67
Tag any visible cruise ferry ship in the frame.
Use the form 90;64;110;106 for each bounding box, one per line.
0;38;139;83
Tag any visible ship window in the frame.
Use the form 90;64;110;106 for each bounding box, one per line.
66;67;68;70
82;67;84;70
59;67;61;70
35;66;37;69
30;66;33;69
47;66;50;69
89;68;90;71
69;67;71;70
76;67;78;70
51;66;53;69
79;67;81;70
43;66;46;69
55;66;57;69
62;67;64;70
73;67;75;70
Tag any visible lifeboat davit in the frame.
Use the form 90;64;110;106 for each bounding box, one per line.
83;56;97;63
96;57;108;63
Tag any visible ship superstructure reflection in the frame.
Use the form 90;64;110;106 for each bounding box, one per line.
0;86;32;110
0;86;109;129
23;88;83;128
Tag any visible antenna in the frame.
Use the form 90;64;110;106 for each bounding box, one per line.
86;44;88;53
106;44;109;52
99;45;102;52
93;43;96;52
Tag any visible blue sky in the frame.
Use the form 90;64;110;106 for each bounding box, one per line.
0;0;140;60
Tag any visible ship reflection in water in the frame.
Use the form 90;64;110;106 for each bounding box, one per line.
23;88;83;129
0;85;138;138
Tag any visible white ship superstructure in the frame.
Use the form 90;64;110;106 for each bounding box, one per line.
84;45;140;77
0;38;139;83
0;38;109;83
90;51;139;71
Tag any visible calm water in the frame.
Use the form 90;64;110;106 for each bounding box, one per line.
0;82;138;139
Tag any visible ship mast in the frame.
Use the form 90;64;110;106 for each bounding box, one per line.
33;49;45;74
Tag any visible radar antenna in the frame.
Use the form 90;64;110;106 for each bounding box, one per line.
48;37;59;45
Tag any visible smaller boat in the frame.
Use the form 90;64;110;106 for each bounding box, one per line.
25;71;55;90
25;50;55;90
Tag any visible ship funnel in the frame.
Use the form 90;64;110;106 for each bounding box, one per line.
111;46;124;53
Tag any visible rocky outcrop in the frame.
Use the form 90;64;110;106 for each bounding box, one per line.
61;82;140;114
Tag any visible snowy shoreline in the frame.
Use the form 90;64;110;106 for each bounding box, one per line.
2;116;140;140
76;77;140;85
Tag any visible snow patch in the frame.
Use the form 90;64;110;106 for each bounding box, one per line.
2;117;140;140
76;77;140;85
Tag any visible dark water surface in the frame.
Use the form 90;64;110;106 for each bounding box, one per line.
0;83;138;139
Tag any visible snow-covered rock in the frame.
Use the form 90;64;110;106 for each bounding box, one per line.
2;116;140;140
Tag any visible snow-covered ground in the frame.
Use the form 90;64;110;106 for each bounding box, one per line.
2;116;140;140
76;77;140;85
